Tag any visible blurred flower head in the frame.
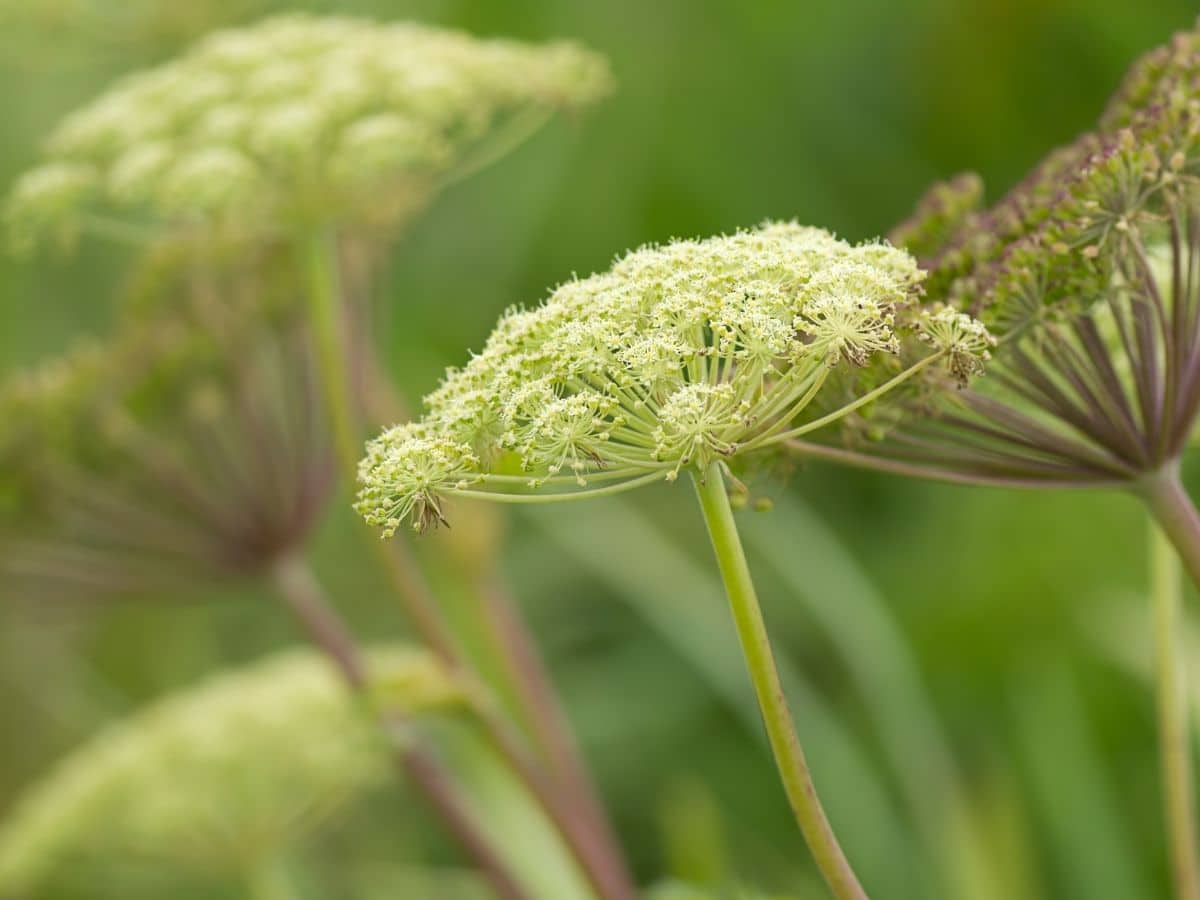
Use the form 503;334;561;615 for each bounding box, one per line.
808;19;1200;488
0;646;462;896
5;13;612;250
0;263;333;603
356;222;990;535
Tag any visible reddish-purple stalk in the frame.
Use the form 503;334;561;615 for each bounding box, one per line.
302;229;637;900
269;552;534;900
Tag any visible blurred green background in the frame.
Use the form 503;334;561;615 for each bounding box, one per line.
3;0;1199;897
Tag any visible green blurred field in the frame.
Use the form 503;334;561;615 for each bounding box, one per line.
2;1;1197;897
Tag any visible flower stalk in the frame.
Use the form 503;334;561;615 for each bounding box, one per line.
1146;512;1200;900
1139;465;1200;593
299;231;635;900
477;578;623;861
692;461;868;900
268;552;534;900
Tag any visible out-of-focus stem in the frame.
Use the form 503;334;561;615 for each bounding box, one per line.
478;578;626;869
298;231;635;900
1140;474;1200;900
692;461;868;900
300;228;460;660
1151;522;1200;900
1140;463;1200;594
269;553;533;900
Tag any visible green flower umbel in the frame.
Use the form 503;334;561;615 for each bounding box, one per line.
356;222;990;535
5;13;611;248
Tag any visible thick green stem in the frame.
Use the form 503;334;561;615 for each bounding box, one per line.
691;461;867;900
1142;483;1200;900
1141;464;1200;593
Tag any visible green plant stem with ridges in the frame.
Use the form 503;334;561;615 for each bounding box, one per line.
1137;463;1200;900
299;230;634;900
692;460;868;900
1146;508;1200;900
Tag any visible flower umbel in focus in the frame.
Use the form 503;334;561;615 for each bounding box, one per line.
355;221;985;898
5;13;612;250
355;220;989;533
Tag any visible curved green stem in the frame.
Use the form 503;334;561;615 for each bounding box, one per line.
1145;506;1200;900
451;470;667;504
691;460;868;900
300;228;461;660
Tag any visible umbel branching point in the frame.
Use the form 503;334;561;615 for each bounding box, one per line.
0;274;330;603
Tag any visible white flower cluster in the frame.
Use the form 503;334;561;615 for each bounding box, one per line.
915;305;995;384
0;647;461;893
6;14;612;246
358;222;990;535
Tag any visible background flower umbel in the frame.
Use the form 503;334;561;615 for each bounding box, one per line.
0;647;461;896
0;269;331;603
5;13;612;249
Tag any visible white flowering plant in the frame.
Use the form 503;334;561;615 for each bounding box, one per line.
357;221;992;900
